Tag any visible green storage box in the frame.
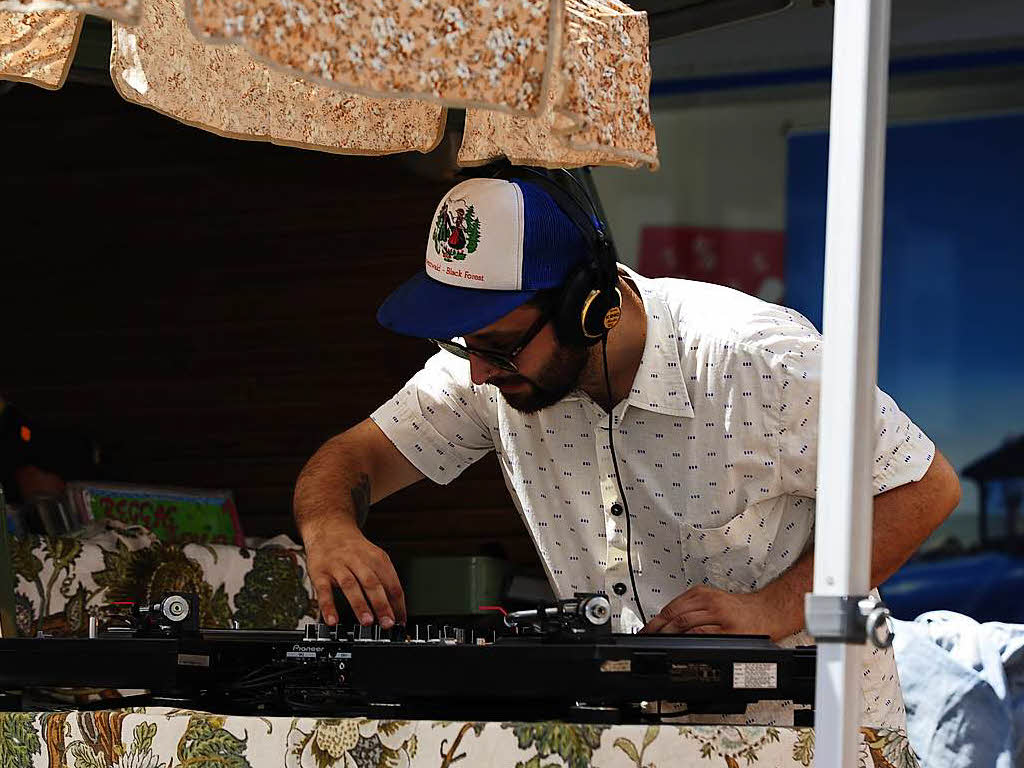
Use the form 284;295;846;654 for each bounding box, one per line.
400;556;510;616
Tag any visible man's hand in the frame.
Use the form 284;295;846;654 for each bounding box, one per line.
644;452;961;641
293;419;424;629
303;514;407;629
640;586;786;640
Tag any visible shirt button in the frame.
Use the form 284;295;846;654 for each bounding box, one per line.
612;582;628;596
610;503;624;516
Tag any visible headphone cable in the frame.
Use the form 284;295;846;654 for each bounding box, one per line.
602;336;648;626
498;164;641;623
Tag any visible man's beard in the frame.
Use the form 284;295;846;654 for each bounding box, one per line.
488;343;589;414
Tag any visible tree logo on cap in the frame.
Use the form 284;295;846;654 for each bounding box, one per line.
433;198;481;262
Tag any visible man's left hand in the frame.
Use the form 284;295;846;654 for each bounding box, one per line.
640;586;787;640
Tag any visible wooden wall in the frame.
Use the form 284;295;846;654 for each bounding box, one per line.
2;81;539;566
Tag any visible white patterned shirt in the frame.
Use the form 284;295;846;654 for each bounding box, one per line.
372;265;934;727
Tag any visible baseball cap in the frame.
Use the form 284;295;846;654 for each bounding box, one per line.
376;177;592;339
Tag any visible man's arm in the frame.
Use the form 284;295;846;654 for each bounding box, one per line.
294;418;425;628
754;448;960;639
644;449;961;640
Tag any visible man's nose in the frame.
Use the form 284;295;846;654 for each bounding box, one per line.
469;354;503;385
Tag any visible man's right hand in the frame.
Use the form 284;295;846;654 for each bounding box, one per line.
303;515;407;628
293;419;424;628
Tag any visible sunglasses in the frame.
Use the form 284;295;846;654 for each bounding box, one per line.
430;311;550;373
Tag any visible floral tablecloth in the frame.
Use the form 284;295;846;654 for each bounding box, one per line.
1;708;919;768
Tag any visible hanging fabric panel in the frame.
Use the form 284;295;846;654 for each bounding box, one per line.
110;0;446;156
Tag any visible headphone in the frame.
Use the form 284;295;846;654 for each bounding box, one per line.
485;164;649;626
492;165;623;347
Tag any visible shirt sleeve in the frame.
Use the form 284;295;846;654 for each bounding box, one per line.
771;319;935;498
371;350;495;485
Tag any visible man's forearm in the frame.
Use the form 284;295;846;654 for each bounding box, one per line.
759;450;961;639
293;434;372;537
294;422;418;627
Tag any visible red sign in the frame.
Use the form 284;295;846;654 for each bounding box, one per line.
638;226;786;302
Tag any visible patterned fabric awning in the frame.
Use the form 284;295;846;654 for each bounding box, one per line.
0;10;81;89
0;0;658;168
109;0;446;155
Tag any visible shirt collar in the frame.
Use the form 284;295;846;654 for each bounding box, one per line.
622;266;694;419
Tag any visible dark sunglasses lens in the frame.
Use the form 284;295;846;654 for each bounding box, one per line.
485;354;518;373
433;339;517;373
433;340;470;360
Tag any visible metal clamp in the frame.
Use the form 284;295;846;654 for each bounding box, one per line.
805;594;894;649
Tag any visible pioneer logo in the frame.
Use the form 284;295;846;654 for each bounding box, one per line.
287;644;324;659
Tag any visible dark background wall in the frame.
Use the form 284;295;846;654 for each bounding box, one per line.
2;81;540;566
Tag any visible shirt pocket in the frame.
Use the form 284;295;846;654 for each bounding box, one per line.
679;498;786;594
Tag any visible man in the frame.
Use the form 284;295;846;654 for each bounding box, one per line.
294;175;960;727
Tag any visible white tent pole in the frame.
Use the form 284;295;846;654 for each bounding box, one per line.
809;1;891;766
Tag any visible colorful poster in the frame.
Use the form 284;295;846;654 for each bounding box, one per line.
68;482;244;545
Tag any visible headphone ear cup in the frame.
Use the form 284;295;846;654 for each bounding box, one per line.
582;286;622;339
554;265;595;347
554;264;621;347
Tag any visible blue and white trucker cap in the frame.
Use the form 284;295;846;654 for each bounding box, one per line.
376;177;591;339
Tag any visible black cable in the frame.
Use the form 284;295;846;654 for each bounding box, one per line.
602;337;647;626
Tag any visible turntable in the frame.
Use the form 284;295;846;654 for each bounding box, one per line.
0;592;815;723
